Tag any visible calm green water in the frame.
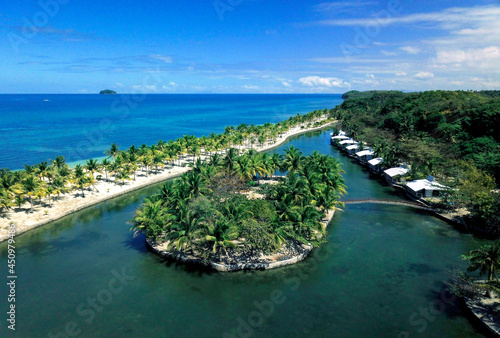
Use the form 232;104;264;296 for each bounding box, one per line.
0;131;488;337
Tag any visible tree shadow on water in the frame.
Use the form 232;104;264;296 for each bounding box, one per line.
123;232;215;277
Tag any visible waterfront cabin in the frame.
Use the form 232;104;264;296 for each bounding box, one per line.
368;157;384;174
355;149;375;165
383;167;409;186
330;135;349;146
405;176;448;199
338;139;358;150
345;144;359;156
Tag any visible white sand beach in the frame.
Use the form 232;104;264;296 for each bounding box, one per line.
0;119;335;242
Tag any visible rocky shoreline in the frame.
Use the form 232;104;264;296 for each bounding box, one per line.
463;295;500;336
146;209;335;272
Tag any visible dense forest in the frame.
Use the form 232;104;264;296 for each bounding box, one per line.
333;90;500;232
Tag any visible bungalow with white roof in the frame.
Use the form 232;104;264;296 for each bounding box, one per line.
355;149;375;165
405;176;449;199
383;166;409;186
368;157;384;175
330;135;349;146
338;139;358;149
345;144;360;156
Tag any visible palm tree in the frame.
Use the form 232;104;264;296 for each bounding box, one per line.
271;153;283;177
140;154;153;175
203;217;239;259
283;146;303;174
45;185;57;206
22;175;42;212
315;186;344;213
37;161;50;181
115;168;132;186
223;148;239;172
152;154;165;173
286;203;324;243
180;171;209;198
0;188;13;213
73;164;89;197
235;156;253;181
127;153;139;180
24;164;36;176
100;158;111;181
167;208;201;253
462;243;500;281
85;159;101;191
51;175;70;197
130;198;174;239
106;143;120;159
53;156;67;170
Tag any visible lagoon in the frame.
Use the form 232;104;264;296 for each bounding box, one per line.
0;130;487;337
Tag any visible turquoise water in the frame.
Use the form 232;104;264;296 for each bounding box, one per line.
0;130;487;337
0;94;340;169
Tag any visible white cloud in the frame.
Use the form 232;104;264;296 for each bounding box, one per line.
400;46;420;55
434;46;500;65
150;54;173;64
115;82;124;88
298;76;350;88
395;72;407;76
169;81;177;86
318;5;500;28
314;1;377;13
282;81;292;87
380;50;398;56
414;72;434;80
242;85;260;90
131;85;158;92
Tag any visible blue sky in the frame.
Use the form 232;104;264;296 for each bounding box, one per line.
0;0;499;93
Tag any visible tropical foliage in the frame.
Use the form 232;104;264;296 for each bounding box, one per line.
332;90;500;231
130;147;346;262
461;241;500;281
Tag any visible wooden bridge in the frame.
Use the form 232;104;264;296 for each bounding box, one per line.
340;198;434;211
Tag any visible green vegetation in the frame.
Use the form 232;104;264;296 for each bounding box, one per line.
462;242;500;281
341;90;403;100
130;146;346;262
99;89;117;95
333;90;500;232
0;109;335;217
450;242;500;299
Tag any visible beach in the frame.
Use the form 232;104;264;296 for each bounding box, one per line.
0;119;334;242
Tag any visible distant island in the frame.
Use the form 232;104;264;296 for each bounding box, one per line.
99;89;117;95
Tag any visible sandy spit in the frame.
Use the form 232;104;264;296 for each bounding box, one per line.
0;120;335;242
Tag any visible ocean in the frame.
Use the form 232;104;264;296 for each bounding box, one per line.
0;94;342;170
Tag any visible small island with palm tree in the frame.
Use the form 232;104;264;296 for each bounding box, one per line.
131;146;346;271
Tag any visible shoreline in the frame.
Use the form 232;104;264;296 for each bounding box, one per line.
146;209;335;272
0;120;335;242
